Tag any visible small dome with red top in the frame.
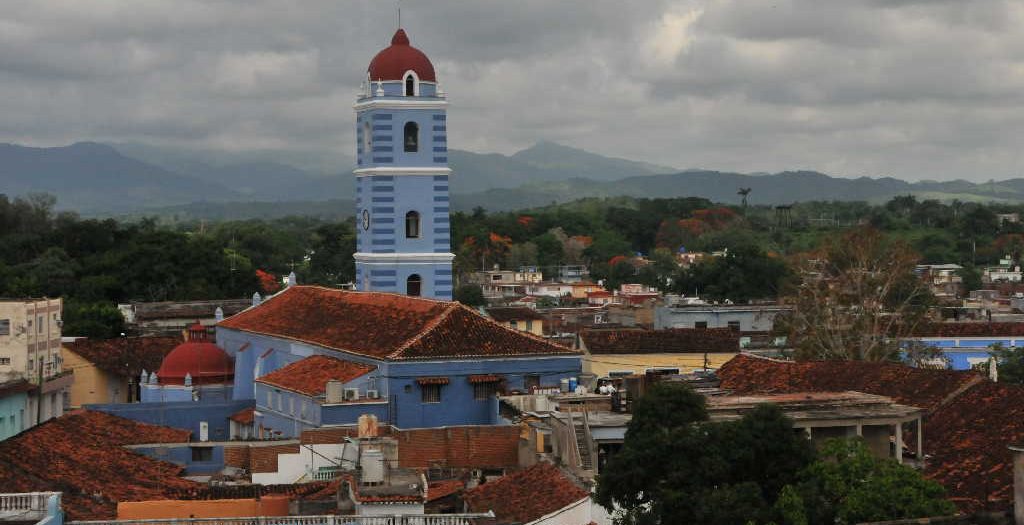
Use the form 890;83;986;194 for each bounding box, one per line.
156;329;234;385
368;29;436;82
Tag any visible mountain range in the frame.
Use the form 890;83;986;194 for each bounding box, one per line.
1;140;1023;218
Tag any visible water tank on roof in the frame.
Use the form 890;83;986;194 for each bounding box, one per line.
361;448;385;485
326;380;344;404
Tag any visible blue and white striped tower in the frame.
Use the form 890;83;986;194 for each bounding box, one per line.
353;28;453;300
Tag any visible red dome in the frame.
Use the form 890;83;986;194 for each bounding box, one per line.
368;29;436;82
157;341;234;385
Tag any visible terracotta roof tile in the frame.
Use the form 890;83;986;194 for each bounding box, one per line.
718;354;980;412
581;328;739;354
64;336;180;377
220;286;578;361
0;410;194;521
256;355;375;397
717;354;1020;512
229;407;255;424
426;479;464;502
464;462;589;525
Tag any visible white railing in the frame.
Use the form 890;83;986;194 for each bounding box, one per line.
0;492;60;513
69;513;495;525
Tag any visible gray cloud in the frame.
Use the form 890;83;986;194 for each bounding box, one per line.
1;0;1023;180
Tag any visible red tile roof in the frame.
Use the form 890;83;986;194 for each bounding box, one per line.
256;355;375;397
427;479;464;502
718;354;981;413
0;410;195;521
464;462;589;525
64;336;180;377
485;307;544;322
913;322;1024;337
229;407;255;424
581;328;739;355
716;354;1019;512
220;286;578;361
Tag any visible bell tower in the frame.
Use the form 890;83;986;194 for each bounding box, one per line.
353;28;454;300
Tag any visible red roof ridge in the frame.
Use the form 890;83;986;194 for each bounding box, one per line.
471;302;579;352
387;302;461;359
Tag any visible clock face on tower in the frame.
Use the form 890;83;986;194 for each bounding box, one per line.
361;209;370;231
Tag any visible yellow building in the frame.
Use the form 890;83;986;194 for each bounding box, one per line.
577;327;739;378
62;336;178;407
485;307;545;336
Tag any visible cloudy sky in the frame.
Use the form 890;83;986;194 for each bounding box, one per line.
2;0;1024;180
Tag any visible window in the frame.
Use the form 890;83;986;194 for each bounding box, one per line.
38;317;43;333
191;447;213;462
266;390;273;408
727;321;741;331
526;320;534;331
404;121;419;152
694;321;708;329
474;382;498;400
27;359;33;370
421;383;442;403
524;375;541;392
363;120;372;155
0;319;9;336
405;211;421;238
405;74;415;96
0;357;9;366
510;320;518;329
407;274;422;297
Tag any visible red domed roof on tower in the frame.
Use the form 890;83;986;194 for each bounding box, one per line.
368;28;436;82
156;340;234;386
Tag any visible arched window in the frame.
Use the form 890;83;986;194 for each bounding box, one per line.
406;274;422;297
404;121;419;152
405;74;415;96
405;211;421;238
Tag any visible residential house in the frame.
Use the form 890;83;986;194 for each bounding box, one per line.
0;298;70;427
541;307;612;336
556;265;590;283
717;354;1024;513
915;263;964;301
655;301;788;332
984;256;1023;284
577;328;740;379
468;266;543;302
118;298;251;336
485;307;545;336
463;462;593;525
62;336;179;407
904;322;1024;370
217;286;582;433
0;379;32;440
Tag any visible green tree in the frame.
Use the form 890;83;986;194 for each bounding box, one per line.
596;383;814;525
987;342;1024;383
786;439;955;525
62;301;126;338
453;284;486;307
674;244;790;303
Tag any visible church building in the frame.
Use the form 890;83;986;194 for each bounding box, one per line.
353;28;454;300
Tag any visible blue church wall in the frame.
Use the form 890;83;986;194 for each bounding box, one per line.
88;399;253;441
140;383;233;403
321;402;390;427
356;108;447;169
902;337;1016;370
355;174;450;254
132;444;225;475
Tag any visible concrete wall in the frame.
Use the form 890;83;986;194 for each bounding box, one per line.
655;306;784;331
117;497;290;519
0;298;62;380
132;443;226;475
88;398;253;441
583;352;737;377
63;350;126;407
532;497;592;525
250;443;347;485
0;391;27;440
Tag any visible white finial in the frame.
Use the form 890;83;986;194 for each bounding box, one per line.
149;371;158;384
376;79;384;97
252;292;262;306
287;271;297;287
140;369;148;384
436;83;446;98
184;372;193;387
214;306;224;322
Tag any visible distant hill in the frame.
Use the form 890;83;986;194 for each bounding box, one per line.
0;142;239;212
6;140;1024;218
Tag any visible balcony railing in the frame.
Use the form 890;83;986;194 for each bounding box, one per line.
69;513;495;525
0;492;61;525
